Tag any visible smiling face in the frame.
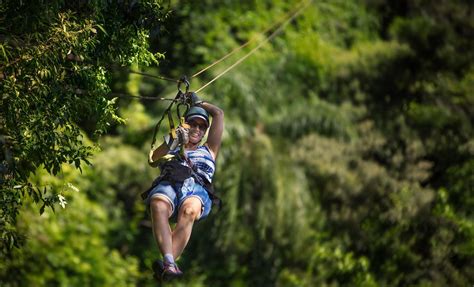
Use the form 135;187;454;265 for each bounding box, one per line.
187;118;208;144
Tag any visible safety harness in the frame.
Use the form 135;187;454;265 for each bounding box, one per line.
141;159;222;210
141;77;222;211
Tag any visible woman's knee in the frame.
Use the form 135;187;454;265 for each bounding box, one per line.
179;199;201;220
182;206;198;219
150;197;172;216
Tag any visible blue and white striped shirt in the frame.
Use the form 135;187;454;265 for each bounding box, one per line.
186;145;215;183
170;146;215;184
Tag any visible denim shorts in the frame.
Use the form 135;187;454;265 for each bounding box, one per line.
145;178;212;221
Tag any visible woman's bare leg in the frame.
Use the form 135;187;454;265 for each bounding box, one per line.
150;197;173;256
171;197;202;259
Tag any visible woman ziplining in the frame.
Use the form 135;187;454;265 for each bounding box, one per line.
138;0;312;282
141;89;224;281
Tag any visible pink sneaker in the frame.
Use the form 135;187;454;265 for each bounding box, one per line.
161;261;183;280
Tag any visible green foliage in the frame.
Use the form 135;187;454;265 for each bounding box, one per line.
267;95;359;141
1;0;473;286
80;137;156;249
0;0;166;254
0;190;140;287
154;0;472;285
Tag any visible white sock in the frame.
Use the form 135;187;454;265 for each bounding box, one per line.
164;253;175;264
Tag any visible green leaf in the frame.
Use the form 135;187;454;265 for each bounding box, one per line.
39;204;45;215
0;44;9;62
95;24;108;36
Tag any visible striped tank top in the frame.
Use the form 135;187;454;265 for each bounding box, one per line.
170;146;215;184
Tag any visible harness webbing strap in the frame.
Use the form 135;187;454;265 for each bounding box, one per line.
168;109;176;139
150;90;183;149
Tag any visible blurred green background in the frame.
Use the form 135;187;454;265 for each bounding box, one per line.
1;0;473;286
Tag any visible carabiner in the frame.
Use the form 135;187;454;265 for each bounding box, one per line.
177;75;190;94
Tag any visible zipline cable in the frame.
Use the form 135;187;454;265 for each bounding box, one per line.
190;0;310;79
127;70;179;83
125;0;308;83
195;0;312;93
114;0;311;99
109;92;176;101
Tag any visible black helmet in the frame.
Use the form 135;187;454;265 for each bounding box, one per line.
185;106;209;127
